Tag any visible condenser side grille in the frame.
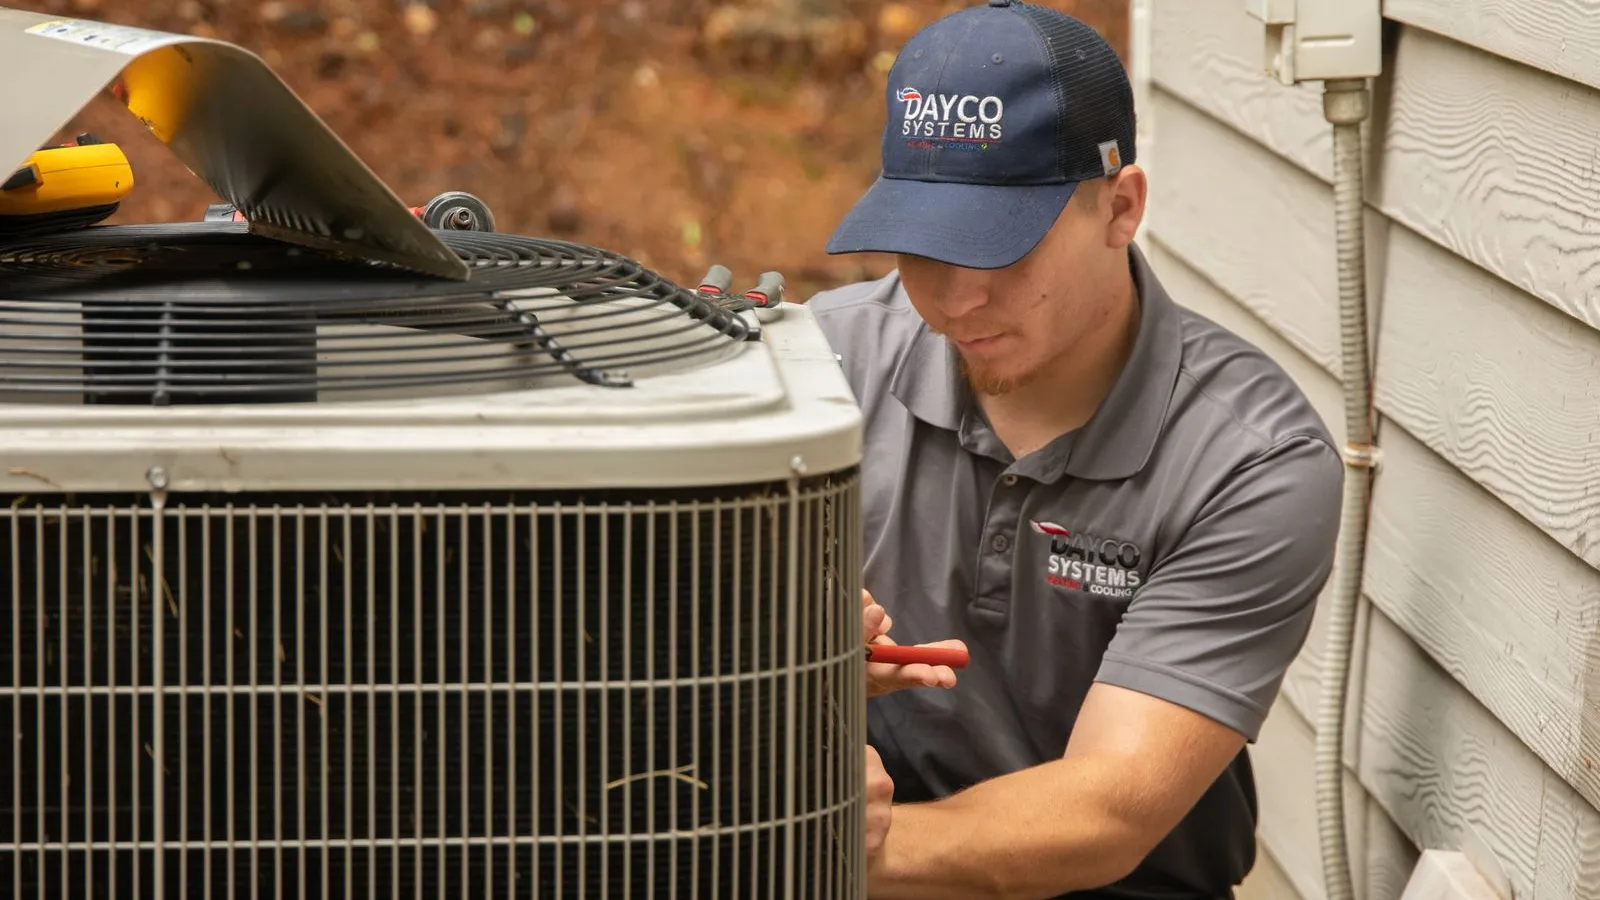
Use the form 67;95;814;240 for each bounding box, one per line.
1;475;865;898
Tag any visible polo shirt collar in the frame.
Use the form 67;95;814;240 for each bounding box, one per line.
886;308;967;433
886;242;1183;482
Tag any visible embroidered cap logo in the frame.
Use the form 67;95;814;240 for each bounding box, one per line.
899;87;1006;144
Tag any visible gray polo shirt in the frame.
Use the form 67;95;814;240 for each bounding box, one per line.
808;243;1344;899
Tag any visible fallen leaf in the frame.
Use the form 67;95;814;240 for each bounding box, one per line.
701;6;745;47
878;4;922;42
403;4;438;37
330;16;360;39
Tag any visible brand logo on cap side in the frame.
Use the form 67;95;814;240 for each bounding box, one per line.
899;87;1005;149
1099;140;1122;176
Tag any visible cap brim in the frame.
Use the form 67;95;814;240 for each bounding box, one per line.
824;176;1079;270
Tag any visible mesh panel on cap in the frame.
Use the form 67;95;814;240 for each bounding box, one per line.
1010;1;1138;182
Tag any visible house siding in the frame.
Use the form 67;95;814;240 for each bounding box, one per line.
1137;1;1600;897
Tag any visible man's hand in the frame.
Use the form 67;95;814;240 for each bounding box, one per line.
865;744;894;873
863;589;967;698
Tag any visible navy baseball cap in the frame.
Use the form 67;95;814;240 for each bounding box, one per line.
825;0;1137;270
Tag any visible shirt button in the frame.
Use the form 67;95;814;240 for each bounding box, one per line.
1002;475;1018;487
991;533;1011;553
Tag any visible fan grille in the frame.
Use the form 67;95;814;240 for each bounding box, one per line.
0;224;753;405
1;474;866;897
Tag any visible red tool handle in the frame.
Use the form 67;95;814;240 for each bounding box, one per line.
865;644;970;669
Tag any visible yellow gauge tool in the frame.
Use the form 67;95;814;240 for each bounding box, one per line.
0;133;134;236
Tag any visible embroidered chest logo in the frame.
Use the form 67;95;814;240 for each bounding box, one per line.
1029;521;1143;599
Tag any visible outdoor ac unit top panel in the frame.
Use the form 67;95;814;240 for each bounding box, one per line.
0;303;864;494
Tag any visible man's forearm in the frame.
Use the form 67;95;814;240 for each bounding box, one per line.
868;754;1150;900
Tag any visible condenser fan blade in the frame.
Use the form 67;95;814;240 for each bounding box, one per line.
0;224;752;405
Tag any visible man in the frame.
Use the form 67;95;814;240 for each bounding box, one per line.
806;2;1347;898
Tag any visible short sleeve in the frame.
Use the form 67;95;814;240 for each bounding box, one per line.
1095;435;1345;742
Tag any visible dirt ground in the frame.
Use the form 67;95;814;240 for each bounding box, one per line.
20;0;1128;299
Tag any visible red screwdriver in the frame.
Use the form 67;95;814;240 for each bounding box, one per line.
865;644;970;669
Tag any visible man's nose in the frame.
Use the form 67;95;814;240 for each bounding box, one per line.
932;270;992;319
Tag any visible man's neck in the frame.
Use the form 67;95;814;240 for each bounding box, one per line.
976;272;1142;460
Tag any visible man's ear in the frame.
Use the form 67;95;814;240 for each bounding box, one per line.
1105;165;1148;250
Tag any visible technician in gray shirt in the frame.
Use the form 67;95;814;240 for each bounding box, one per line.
808;3;1346;898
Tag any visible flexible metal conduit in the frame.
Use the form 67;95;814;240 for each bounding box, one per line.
1315;77;1380;900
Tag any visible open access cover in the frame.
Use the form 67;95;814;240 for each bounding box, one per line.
0;8;470;279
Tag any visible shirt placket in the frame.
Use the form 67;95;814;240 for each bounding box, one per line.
957;402;1079;618
957;405;1020;614
973;470;1026;613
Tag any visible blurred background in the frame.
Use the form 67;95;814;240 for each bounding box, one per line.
21;0;1128;299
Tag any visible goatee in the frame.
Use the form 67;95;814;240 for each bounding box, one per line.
957;349;1041;397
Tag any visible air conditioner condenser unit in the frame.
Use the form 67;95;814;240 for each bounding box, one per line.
0;224;868;900
0;13;869;899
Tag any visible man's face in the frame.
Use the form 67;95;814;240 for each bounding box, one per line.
896;184;1118;396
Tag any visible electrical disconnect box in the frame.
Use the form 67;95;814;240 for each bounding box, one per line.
1244;0;1383;85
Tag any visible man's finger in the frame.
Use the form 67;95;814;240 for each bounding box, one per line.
863;603;888;644
866;663;954;693
886;662;955;688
